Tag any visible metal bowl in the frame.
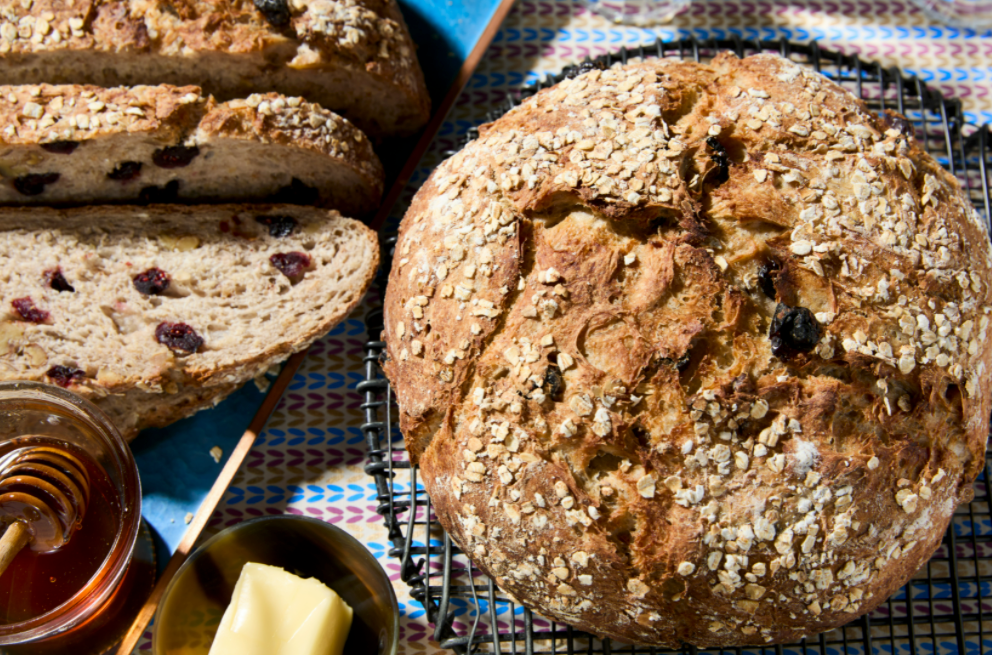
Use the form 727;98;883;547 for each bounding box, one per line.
152;515;398;655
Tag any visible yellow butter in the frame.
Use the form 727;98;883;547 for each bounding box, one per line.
208;562;353;655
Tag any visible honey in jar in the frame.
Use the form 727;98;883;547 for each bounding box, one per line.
0;381;148;655
0;436;120;624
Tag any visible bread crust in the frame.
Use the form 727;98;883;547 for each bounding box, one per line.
0;83;383;214
0;0;429;137
383;53;992;646
97;381;240;440
0;203;378;439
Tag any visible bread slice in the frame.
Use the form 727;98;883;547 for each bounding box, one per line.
0;204;378;439
0;84;383;216
0;0;430;138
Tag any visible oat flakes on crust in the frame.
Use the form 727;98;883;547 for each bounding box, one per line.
0;84;382;213
383;52;992;646
0;0;429;137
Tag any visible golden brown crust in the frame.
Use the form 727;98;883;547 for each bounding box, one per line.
0;82;204;145
0;0;429;137
198;91;383;207
384;53;992;646
97;381;240;441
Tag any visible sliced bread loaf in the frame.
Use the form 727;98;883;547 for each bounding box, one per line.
0;84;383;215
0;204;378;439
0;0;430;138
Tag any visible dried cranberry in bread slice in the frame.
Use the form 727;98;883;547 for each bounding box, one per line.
0;0;429;138
0;204;378;439
383;52;992;647
0;85;383;216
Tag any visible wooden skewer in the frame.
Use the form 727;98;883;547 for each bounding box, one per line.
114;349;308;655
0;522;30;577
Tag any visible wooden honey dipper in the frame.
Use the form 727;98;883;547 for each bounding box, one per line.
0;446;91;576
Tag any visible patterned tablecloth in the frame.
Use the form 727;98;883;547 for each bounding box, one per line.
135;1;992;652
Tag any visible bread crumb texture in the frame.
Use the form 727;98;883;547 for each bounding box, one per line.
0;83;379;176
383;53;992;647
0;83;383;213
0;204;378;440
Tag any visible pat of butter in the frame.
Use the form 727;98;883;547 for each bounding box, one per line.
208;562;353;655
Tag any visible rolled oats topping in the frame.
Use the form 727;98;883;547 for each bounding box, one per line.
0;0;429;137
384;52;992;648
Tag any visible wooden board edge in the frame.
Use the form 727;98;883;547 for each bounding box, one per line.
370;0;519;233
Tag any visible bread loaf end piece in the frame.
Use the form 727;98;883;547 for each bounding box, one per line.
0;0;429;138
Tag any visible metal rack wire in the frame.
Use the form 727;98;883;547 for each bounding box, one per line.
361;37;992;655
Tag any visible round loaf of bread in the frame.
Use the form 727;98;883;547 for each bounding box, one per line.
382;52;992;646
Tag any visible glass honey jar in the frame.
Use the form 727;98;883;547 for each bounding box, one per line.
0;381;143;653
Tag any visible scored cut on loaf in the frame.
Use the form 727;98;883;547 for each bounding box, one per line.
383;53;992;647
0;203;378;439
0;84;383;216
0;0;430;139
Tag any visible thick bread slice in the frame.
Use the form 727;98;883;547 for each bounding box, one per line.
0;204;379;439
0;0;430;138
0;84;383;216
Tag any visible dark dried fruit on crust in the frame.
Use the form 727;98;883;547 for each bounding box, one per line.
133;268;170;295
41;141;80;155
543;364;564;401
706;136;730;183
152;146;200;169
757;259;781;300
13;173;59;196
11;297;50;323
155;322;204;355
881;109;916;141
563;60;607;79
108;161;142;182
769;303;822;358
254;0;290;26
271;252;311;279
46;366;84;387
255;214;297;238
44;269;75;293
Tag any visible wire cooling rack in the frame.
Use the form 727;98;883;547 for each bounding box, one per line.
360;37;992;655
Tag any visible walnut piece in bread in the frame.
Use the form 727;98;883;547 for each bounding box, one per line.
0;84;383;215
0;0;429;138
383;53;992;646
0;204;378;440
